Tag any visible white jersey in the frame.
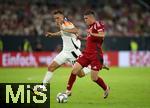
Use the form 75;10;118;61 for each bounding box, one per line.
53;20;91;75
60;21;81;51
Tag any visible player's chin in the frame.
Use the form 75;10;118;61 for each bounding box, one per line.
86;22;89;25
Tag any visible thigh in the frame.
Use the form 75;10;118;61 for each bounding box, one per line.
48;60;60;71
76;54;90;68
53;51;68;65
91;70;99;81
90;54;103;71
72;62;83;74
68;49;82;66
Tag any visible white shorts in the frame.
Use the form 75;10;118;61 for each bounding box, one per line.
53;49;82;66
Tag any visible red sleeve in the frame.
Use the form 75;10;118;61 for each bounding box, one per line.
94;21;105;32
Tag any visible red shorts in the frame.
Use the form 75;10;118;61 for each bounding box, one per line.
77;52;103;71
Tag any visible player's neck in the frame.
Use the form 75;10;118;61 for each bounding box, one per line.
89;20;96;26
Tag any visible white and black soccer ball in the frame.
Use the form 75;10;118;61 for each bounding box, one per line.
56;93;68;103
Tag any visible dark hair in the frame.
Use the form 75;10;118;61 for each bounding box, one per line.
53;10;64;15
84;10;95;16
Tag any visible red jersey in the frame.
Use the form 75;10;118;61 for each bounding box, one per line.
84;21;105;54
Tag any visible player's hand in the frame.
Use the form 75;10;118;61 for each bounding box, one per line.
77;29;82;36
87;29;93;36
45;32;53;37
74;29;81;37
102;65;110;70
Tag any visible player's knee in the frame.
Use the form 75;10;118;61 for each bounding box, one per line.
91;76;98;82
71;69;78;75
48;65;56;72
77;74;84;78
77;72;85;78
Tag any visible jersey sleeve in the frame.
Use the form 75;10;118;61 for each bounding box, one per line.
64;21;75;29
94;21;105;32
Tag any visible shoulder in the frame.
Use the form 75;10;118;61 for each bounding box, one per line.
93;21;105;32
62;21;75;29
95;21;104;27
63;21;74;27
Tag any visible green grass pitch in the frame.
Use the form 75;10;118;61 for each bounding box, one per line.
0;67;150;108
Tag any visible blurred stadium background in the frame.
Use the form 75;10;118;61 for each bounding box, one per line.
0;0;150;108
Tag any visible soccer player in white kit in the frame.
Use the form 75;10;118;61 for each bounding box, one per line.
41;10;91;95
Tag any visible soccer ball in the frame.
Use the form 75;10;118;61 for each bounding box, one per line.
56;93;68;103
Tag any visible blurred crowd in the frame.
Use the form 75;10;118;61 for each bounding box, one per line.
0;0;149;37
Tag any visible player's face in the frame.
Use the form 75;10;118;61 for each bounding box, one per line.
53;14;64;25
84;15;95;25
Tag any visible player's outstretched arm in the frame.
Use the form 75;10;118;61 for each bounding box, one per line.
45;31;61;37
62;28;80;34
58;21;80;36
88;30;105;38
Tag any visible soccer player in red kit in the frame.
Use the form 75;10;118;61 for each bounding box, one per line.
65;10;110;98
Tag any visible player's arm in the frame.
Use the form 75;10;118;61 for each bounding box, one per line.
89;21;105;37
59;22;80;35
62;28;80;34
45;31;61;37
89;30;105;38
